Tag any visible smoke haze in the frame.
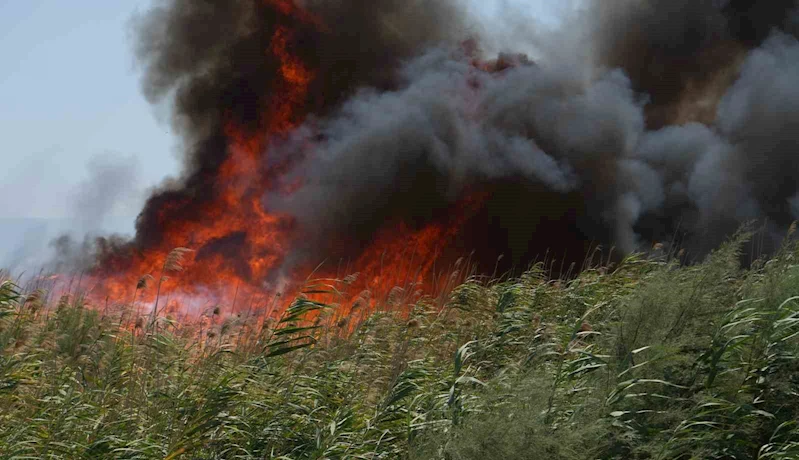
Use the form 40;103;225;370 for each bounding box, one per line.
1;154;141;272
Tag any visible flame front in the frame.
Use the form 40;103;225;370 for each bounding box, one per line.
85;1;478;316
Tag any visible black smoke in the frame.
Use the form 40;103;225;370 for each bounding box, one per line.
130;0;469;250
265;0;799;273
79;0;799;281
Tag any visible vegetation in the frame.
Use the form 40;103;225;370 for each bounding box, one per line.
3;227;799;458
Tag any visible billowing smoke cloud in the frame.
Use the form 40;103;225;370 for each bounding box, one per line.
130;0;470;251
268;50;641;250
590;0;799;127
32;0;798;286
626;30;799;254
718;32;799;219
264;0;799;269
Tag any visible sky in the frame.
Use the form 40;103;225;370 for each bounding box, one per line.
0;0;177;228
0;0;566;264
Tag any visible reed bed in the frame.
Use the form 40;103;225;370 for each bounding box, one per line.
2;227;799;458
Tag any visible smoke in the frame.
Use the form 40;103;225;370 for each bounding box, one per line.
130;0;470;251
44;0;798;286
47;155;142;272
267;50;641;251
588;0;799;127
718;32;799;218
69;155;141;235
464;0;582;57
1;154;140;273
263;0;799;269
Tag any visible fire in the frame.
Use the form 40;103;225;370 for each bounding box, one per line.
336;189;487;310
70;0;465;319
25;0;797;330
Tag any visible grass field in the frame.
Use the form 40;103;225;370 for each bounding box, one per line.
2;226;799;458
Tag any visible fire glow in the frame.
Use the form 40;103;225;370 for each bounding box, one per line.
81;0;487;316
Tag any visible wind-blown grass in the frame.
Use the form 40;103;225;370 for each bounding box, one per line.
2;227;799;458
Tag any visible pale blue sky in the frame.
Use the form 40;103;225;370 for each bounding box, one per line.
0;0;566;250
0;0;176;224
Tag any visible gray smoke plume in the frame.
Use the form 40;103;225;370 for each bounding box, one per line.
69;155;141;236
268;49;642;248
48;155;141;272
40;0;799;285
129;0;470;251
1;154;140;273
265;0;799;268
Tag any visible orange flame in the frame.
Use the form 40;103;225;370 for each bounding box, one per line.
81;1;488;321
